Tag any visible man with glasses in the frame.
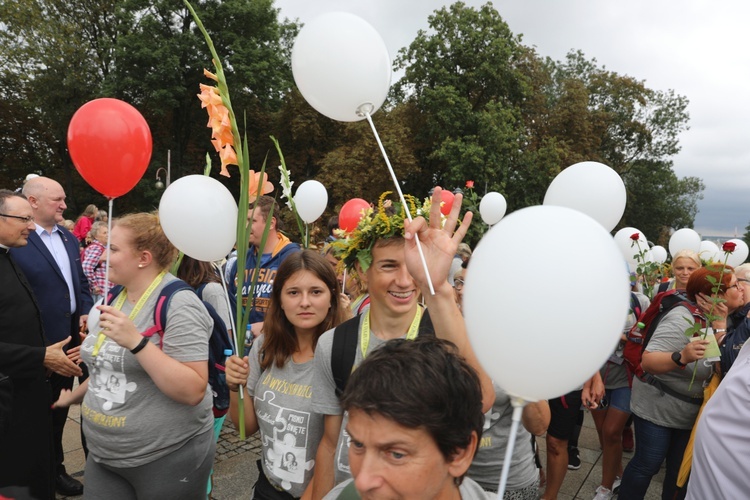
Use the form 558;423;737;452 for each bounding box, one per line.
0;190;83;500
9;177;92;496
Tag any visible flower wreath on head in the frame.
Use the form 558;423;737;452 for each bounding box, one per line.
333;191;435;273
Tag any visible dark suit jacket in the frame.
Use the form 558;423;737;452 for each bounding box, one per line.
9;225;93;345
0;250;54;499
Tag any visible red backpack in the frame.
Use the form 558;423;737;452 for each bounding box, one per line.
623;289;705;386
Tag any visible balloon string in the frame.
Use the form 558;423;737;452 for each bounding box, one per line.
92;198;115;357
364;112;435;296
217;261;243;402
497;399;525;498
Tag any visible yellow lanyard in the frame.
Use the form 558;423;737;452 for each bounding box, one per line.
92;271;167;356
360;306;422;360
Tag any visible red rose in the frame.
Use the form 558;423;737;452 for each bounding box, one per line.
465;180;474;189
630;233;640;241
723;241;737;253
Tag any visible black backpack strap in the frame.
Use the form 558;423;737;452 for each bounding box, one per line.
417;308;435;338
331;315;361;398
331;308;435;398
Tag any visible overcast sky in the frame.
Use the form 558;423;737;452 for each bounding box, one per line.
275;0;750;238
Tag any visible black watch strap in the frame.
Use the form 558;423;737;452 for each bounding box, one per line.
671;351;686;367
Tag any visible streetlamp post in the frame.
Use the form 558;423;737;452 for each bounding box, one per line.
155;150;172;189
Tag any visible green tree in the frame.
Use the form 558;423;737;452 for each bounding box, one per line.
393;1;531;202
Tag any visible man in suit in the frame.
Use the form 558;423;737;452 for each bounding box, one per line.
0;190;83;500
10;177;93;496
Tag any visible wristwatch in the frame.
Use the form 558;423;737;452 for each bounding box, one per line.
671;351;687;368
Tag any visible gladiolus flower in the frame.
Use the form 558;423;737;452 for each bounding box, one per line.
198;78;237;176
248;170;274;201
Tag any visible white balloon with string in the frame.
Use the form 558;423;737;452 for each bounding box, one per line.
291;12;436;294
464;205;629;496
294;180;329;246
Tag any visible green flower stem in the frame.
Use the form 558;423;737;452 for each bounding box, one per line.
688;250;731;390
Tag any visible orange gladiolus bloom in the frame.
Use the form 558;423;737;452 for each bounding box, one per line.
198;75;237;177
248;170;274;201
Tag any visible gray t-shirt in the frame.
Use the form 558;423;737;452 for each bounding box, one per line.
247;335;324;497
600;293;650;389
467;383;537;492
629;305;713;429
312;315;409;485
200;281;233;333
324;477;494;499
80;274;214;467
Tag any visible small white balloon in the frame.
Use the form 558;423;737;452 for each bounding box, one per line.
464;205;629;401
650;245;668;265
543;161;626;232
613;227;649;267
669;228;701;258
159;175;238;262
699;240;721;263
479;192;507;225
726;239;749;267
292;12;392;122
294;180;329;223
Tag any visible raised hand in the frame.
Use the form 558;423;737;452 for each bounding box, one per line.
403;187;473;293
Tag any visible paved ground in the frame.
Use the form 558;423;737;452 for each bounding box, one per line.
59;407;666;499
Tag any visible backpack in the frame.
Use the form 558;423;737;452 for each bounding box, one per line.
622;290;705;389
107;279;234;417
330;309;434;397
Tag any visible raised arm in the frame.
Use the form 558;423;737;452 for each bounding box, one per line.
403;187;494;412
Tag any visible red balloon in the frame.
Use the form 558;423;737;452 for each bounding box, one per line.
339;198;371;233
439;189;455;215
67;98;152;198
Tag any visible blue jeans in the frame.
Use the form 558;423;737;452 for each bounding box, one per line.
618;415;691;500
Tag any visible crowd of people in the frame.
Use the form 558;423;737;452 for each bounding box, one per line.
2;177;750;500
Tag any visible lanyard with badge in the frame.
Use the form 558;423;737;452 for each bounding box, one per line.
359;306;423;360
92;271;167;357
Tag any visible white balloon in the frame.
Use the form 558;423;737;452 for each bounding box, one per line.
294;180;329;223
543;161;626;232
291;12;392;122
464;206;630;401
699;240;721;263
613;227;649;267
726;239;749;268
159;175;238;262
650;245;668;265
669;228;701;258
479;192;507;225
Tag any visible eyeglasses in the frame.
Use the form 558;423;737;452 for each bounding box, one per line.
737;279;750;285
454;278;465;289
0;213;34;224
728;282;742;291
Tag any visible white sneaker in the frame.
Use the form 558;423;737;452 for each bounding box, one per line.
593;485;613;500
612;476;621;493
